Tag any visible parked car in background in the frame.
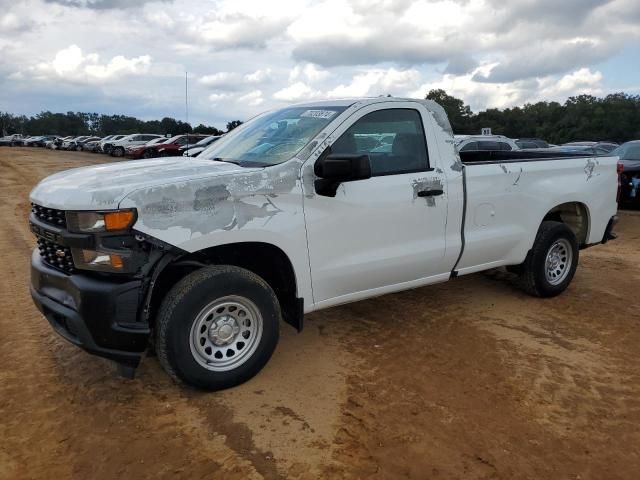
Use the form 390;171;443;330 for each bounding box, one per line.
100;135;127;154
145;134;208;157
44;137;61;149
549;145;611;155
181;135;222;157
109;134;165;157
50;136;73;149
0;134;24;146
81;138;104;152
124;137;170;159
31;136;58;147
563;141;619;153
612;141;640;207
62;136;91;150
71;136;102;151
18;136;40;146
455;134;519;152
515;138;550;149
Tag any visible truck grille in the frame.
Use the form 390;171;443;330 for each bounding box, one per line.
31;203;67;228
37;238;75;274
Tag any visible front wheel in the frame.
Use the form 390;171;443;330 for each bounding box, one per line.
156;265;281;390
518;221;579;297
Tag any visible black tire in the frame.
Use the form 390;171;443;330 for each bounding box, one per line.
156;265;281;390
518;221;579;297
142;149;155;159
111;146;124;157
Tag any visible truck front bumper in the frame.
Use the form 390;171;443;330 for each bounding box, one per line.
30;250;150;368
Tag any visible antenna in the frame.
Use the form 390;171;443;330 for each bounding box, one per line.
185;71;190;153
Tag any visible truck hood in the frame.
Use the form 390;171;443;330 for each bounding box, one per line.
30;158;256;210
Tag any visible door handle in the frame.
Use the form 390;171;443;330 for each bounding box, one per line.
417;189;444;197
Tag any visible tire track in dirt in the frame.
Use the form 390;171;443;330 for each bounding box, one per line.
2;148;640;479
0;148;353;479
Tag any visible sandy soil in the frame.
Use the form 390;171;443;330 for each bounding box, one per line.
1;146;639;479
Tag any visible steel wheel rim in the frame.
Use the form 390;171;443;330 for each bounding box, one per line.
189;295;263;372
545;238;572;285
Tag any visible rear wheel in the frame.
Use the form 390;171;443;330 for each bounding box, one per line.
142;149;155;159
156;265;280;390
518;221;579;297
111;146;124;157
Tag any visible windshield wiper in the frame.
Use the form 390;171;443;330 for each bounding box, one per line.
212;157;242;166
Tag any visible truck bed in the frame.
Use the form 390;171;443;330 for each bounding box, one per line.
454;151;619;276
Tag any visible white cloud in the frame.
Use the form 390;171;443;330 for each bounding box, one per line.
237;89;264;106
199;71;242;89
539;68;604;99
410;66;605;111
245;68;272;83
328;68;421;97
273;82;322;102
289;63;330;83
26;44;150;83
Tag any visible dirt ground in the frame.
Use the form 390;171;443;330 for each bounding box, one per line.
1;147;639;480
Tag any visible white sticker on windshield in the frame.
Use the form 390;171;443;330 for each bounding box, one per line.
300;109;338;120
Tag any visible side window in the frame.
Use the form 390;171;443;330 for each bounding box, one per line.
330;109;429;176
499;142;513;151
459;142;477;152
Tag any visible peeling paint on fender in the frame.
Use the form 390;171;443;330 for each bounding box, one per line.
584;158;599;181
512;167;523;186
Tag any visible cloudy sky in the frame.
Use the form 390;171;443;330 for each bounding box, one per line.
1;0;639;128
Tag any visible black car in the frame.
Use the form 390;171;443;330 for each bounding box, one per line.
515;138;550;149
548;145;611;155
563;141;619;153
613;141;640;207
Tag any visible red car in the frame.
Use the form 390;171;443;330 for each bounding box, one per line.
124;137;171;159
148;135;209;158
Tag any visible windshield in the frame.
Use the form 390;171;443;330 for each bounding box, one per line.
612;143;640;161
199;106;347;166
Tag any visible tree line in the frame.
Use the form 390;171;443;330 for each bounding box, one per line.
3;90;640;143
0;111;243;137
425;89;640;144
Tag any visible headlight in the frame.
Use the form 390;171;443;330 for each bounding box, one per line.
71;248;126;272
67;209;136;233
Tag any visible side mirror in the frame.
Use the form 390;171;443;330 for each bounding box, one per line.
314;151;372;197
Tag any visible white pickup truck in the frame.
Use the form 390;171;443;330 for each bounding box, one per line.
29;98;618;390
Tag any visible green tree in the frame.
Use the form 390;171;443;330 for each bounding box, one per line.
425;89;473;133
226;120;243;132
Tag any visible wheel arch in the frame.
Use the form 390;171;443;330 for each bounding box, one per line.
148;241;304;332
541;201;591;247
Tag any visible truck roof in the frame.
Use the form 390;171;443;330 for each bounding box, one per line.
289;97;453;135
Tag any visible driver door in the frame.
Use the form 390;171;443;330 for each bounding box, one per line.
303;102;450;308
